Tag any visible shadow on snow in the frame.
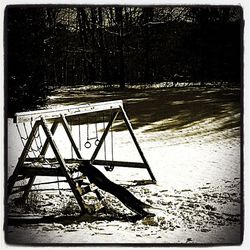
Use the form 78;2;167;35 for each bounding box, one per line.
47;87;241;134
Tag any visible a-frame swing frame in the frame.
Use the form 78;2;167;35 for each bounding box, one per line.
7;100;156;213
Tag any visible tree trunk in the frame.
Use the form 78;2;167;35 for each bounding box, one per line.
98;8;110;85
115;7;125;89
142;8;154;83
77;8;96;83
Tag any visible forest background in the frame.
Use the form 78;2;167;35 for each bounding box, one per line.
5;5;242;115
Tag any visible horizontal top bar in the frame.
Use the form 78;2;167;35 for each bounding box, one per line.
14;100;123;123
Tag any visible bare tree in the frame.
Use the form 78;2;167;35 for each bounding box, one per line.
142;7;154;83
77;8;96;83
115;7;125;88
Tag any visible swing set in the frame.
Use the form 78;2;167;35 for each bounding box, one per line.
7;100;156;214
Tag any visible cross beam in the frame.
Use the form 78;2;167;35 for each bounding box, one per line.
14;100;123;123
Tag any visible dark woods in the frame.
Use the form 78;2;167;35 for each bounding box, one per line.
6;6;242;115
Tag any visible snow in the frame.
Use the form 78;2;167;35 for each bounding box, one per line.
5;86;241;245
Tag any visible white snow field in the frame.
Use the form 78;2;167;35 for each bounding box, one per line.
6;86;242;245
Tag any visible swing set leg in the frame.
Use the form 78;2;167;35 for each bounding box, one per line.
22;176;36;201
7;120;41;197
60;114;82;159
89;107;156;183
39;120;59;157
60;115;105;208
120;107;156;183
23;120;59;201
40;117;87;214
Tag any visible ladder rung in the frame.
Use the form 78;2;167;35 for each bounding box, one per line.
11;185;27;194
15;175;30;182
77;183;98;195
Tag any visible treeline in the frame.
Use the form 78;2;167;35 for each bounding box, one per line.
6;6;242;114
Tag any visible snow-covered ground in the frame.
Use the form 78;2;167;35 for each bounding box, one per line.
6;87;242;245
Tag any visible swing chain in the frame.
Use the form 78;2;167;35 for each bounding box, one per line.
78;116;81;151
84;115;99;149
104;112;115;172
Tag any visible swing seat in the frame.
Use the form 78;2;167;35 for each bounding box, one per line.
104;165;114;171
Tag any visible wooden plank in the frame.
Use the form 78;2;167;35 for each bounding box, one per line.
25;158;146;169
25;157;78;163
11;185;70;195
14;100;123;123
20;167;65;177
93;160;146;169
